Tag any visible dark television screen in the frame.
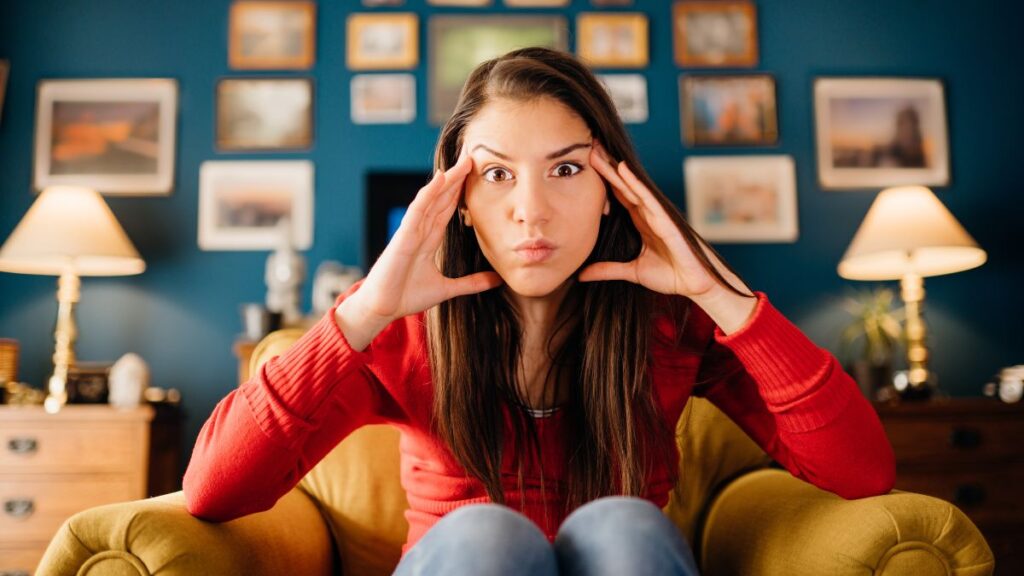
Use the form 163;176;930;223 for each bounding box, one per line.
365;170;432;269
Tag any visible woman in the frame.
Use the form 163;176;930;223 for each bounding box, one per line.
184;47;895;575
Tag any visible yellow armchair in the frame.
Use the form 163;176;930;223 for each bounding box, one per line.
37;329;995;575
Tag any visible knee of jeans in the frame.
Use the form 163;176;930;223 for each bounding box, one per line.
558;496;684;546
436;503;550;552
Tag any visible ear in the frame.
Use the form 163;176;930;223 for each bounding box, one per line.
602;197;611;216
460;208;473;227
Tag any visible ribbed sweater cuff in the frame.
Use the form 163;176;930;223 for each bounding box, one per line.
240;303;375;448
713;292;855;428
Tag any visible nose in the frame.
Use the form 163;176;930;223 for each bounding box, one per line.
511;174;551;226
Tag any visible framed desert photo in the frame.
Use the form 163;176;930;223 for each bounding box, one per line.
673;1;758;68
597;74;648;124
229;1;316;70
429;15;567;124
351;74;416;124
33;78;178;195
198;160;314;251
680;74;777;147
0;59;9;125
684;155;798;243
216;77;313;151
576;13;648;68
347;13;418;71
814;77;949;189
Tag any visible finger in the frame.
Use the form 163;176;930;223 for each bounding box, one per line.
577;261;637;284
447;271;504;298
590;149;641;207
404;169;447;222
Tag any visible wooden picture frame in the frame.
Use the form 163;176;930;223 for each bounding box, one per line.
351;74;416;124
429;15;567;124
576;13;649;68
673;1;758;68
597;73;648;124
216;77;314;151
684;155;798;243
198;160;314;251
680;74;778;147
229;1;316;70
33;78;178;195
347;13;419;70
814;77;950;189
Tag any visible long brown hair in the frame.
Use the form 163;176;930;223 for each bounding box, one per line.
425;47;753;519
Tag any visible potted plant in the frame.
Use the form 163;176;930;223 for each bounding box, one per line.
838;286;905;400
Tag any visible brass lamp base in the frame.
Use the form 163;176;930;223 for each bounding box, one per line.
899;272;935;401
44;271;80;414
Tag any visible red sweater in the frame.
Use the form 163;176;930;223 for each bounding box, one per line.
184;282;895;555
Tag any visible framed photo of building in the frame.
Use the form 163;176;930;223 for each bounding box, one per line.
351;74;416;124
683;155;798;243
680;74;777;147
673;1;758;68
198;160;314;251
347;13;419;70
429;15;567;124
216;77;313;151
597;73;648;124
576;13;648;68
814;77;950;189
33;78;178;195
229;1;316;70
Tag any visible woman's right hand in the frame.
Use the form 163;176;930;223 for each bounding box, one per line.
336;147;504;349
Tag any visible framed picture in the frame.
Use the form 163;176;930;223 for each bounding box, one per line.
198;160;314;251
597;74;648;124
505;0;570;6
0;59;9;125
429;15;568;124
363;0;405;5
351;74;416;124
683;155;798;243
347;13;418;70
216;78;313;151
576;13;648;68
33;78;177;195
673;1;758;68
229;1;316;70
428;0;491;5
814;77;950;189
680;74;778;147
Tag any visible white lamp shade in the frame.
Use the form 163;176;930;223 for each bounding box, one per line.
0;186;145;276
838;186;986;280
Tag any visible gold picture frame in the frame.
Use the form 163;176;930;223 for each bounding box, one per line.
347;13;419;70
576;13;648;68
673;1;758;68
229;1;317;70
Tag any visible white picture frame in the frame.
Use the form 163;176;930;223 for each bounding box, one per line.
33;78;178;195
351;74;416;124
814;77;949;190
683;155;798;243
198;160;314;251
597;73;648;124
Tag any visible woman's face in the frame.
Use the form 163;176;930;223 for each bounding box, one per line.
460;97;610;299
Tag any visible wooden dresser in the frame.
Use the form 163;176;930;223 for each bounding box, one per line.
0;405;154;576
875;397;1024;575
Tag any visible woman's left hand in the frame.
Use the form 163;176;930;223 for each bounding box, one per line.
579;140;741;300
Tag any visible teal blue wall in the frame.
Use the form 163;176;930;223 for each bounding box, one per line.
2;1;1022;480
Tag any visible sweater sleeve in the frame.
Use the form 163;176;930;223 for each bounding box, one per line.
692;291;896;500
183;280;406;521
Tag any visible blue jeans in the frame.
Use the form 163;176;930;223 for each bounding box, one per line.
392;496;700;575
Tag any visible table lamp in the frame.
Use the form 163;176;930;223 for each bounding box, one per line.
0;185;145;413
838;185;986;399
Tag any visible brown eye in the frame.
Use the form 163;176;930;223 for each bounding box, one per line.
483;167;513;183
553;163;582;178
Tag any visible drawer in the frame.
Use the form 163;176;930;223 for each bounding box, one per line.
881;416;1024;465
0;476;137;544
893;463;1024;525
0;546;44;576
0;424;143;474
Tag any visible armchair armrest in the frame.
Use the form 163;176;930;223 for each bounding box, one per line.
699;469;994;576
37;488;334;576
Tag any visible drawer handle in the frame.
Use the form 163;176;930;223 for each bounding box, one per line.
953;483;986;506
948;426;981;450
6;437;38;454
3;498;35;519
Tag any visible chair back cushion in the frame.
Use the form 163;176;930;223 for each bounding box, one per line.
251;330;770;576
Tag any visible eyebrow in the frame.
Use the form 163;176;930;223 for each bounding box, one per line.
471;142;592;161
